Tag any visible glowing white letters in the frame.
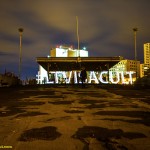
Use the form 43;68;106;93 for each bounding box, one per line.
99;71;109;84
89;71;99;84
48;71;135;84
109;71;120;84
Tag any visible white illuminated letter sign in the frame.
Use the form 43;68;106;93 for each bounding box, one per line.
99;71;108;84
48;72;54;84
55;72;59;83
109;71;120;84
74;71;78;84
120;71;126;84
126;71;135;84
45;71;135;85
89;71;99;84
66;71;72;84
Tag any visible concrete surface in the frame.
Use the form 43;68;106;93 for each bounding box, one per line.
0;85;150;150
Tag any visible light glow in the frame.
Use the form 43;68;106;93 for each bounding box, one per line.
83;47;86;50
126;71;135;84
109;71;120;84
89;71;99;83
46;71;135;84
99;71;109;84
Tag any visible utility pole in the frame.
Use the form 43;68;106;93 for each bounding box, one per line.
18;28;24;79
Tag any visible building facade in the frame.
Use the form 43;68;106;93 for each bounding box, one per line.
140;64;144;78
50;45;88;57
143;43;150;75
109;59;140;84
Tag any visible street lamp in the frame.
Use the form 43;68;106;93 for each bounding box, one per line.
133;27;138;79
133;27;138;60
76;16;80;57
18;28;24;79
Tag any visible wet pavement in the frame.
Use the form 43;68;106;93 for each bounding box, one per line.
0;85;150;150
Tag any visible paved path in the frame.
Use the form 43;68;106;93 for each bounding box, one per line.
0;86;150;150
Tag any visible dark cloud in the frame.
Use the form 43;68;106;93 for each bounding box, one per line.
0;51;11;56
0;0;150;78
0;32;18;44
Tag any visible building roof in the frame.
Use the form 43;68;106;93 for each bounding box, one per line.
36;56;123;71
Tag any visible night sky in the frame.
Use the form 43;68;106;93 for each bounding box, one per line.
0;0;150;79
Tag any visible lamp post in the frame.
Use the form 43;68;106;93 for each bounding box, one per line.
76;16;80;57
18;28;23;79
133;28;138;61
133;27;138;79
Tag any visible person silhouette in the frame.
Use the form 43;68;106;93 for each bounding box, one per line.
80;67;87;87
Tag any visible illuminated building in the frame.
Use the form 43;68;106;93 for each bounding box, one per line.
140;64;144;78
50;45;88;57
144;43;150;74
36;45;138;84
109;60;140;84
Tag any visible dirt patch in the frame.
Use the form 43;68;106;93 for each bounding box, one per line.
19;126;61;141
72;126;146;150
94;111;150;126
49;100;74;105
64;110;84;113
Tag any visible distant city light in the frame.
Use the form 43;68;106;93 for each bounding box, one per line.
83;47;86;50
